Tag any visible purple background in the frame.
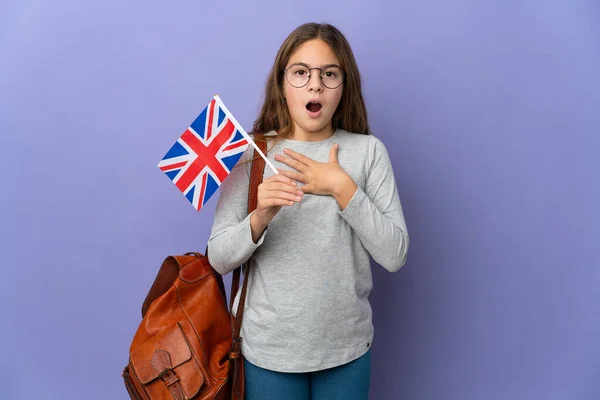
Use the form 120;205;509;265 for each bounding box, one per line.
1;1;599;399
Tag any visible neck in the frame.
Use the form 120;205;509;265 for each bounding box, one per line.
289;123;334;142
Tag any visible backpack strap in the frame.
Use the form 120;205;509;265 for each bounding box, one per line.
230;134;267;355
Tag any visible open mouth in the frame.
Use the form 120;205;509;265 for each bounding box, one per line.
306;101;322;113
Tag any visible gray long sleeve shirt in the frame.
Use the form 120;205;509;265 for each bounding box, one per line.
207;129;409;373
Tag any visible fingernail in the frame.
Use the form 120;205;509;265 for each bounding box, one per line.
297;190;303;196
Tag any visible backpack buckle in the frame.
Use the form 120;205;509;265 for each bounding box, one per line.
158;368;180;387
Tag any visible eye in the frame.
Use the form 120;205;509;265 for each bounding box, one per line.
291;66;308;76
323;70;337;78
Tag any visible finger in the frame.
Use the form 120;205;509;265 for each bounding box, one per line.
267;172;297;186
282;148;315;166
264;198;296;207
264;190;303;202
275;154;307;172
264;182;303;195
329;143;339;163
277;169;306;184
297;184;315;195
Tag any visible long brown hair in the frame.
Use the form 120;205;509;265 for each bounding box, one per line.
250;23;370;156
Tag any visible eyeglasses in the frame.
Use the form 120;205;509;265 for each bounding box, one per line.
284;63;345;89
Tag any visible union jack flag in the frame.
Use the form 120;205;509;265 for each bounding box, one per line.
158;98;249;211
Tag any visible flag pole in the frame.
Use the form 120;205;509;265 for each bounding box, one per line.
213;94;279;175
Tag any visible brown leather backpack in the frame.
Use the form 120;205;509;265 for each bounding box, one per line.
122;136;267;399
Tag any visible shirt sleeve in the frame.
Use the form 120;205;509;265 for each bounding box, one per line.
337;136;410;272
207;145;268;275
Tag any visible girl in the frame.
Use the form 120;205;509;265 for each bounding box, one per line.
207;22;409;400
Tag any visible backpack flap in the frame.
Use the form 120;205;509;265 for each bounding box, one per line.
130;323;204;399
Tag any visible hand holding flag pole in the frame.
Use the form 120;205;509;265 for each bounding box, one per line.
213;94;278;176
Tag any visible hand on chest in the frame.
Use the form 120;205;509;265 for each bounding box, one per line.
268;144;366;194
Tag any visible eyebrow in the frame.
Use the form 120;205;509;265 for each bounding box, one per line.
289;62;342;69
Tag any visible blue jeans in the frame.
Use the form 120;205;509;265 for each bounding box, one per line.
243;349;372;400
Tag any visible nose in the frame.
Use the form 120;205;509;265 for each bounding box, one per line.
307;71;323;93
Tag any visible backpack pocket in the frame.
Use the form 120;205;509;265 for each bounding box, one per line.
129;322;204;399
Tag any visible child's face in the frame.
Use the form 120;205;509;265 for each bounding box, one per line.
283;39;344;138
